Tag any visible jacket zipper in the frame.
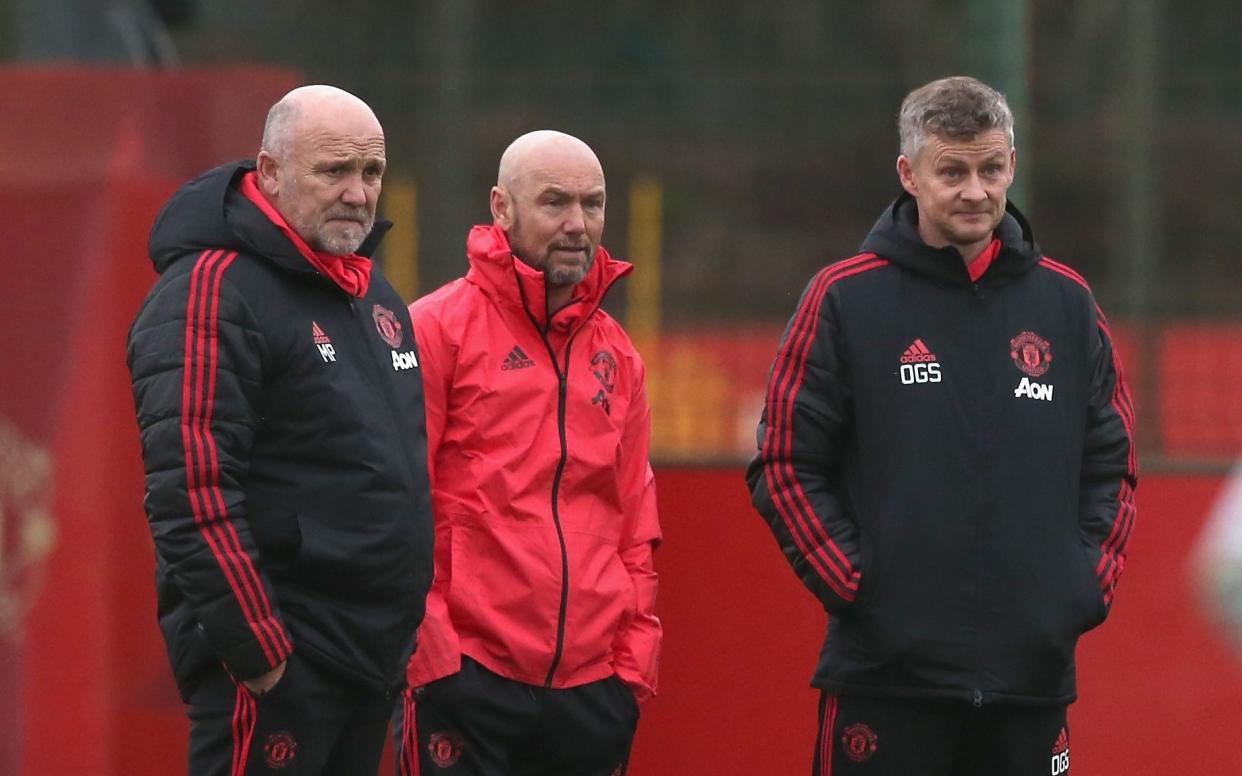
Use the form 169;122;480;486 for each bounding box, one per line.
971;280;988;707
344;294;424;691
542;340;573;686
514;270;618;688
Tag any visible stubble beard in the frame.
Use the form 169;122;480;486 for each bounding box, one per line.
293;210;371;256
544;248;596;287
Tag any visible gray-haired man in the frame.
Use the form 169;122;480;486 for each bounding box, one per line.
747;76;1136;775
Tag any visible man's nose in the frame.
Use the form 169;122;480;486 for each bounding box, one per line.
341;173;367;206
961;173;986;201
562;203;586;234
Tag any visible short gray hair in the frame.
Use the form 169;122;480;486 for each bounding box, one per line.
260;98;299;161
898;76;1014;159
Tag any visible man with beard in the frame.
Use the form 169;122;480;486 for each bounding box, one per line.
128;85;434;775
394;131;661;776
747;76;1136;775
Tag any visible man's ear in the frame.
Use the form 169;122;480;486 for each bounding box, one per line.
256;151;280;196
897;154;918;197
490;186;511;228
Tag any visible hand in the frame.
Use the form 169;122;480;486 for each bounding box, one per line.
242;660;287;697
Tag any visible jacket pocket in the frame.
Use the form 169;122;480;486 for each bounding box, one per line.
1075;539;1108;633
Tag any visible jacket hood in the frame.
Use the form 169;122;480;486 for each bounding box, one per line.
859;193;1040;285
463;224;632;331
147;159;391;275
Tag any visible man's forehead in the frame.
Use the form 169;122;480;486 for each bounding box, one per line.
925;131;1011;162
531;176;605;193
298;129;386;159
519;165;605;193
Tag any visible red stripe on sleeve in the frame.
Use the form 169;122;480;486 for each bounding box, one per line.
181;250;291;667
1039;258;1137;599
200;254;294;656
763;260;862;596
762;255;888;601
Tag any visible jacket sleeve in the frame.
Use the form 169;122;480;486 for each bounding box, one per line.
610;355;662;704
128;251;292;680
404;301;462;688
1078;304;1138;609
745;268;862;614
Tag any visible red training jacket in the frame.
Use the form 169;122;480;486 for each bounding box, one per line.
406;224;662;702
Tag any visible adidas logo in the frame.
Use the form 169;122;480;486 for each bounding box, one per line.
501;345;536;371
1052;728;1069;755
899;338;937;364
898;339;941;384
312;321;336;363
1050;727;1070;774
312;321;331;345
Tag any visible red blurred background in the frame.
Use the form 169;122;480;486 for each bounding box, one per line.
4;67;1241;775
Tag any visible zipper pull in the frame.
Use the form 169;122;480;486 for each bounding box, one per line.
973;689;983;708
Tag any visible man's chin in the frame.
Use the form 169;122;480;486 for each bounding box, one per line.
316;227;368;256
948;225;996;247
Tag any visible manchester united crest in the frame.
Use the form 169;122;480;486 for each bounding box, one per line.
372;304;404;349
590;350;618;416
263;731;298;769
428;731;465;768
1010;331;1052;378
590;350;617;393
841;723;878;763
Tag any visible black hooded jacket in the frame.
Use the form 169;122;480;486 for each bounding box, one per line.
128;160;434;698
747;195;1137;705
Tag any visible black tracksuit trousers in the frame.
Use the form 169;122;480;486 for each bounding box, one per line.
186;653;392;776
814;693;1072;776
394;657;639;776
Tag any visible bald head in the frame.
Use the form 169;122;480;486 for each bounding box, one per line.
261;85;382;162
496;130;603;195
256;85;386;256
490;131;606;296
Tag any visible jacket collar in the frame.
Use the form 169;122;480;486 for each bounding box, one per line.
858;192;1040;286
463;224;632;332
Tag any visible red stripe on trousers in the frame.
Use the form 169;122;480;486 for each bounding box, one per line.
232;682;256;776
820;694;838;776
401;688;420;776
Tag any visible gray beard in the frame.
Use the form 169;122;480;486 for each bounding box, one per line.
315;231;366;255
544;249;596;287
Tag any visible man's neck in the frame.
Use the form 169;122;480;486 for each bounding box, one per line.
954;238;992;267
547;284;574;315
916;222;991;268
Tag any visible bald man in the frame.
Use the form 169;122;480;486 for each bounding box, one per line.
128;85;434;775
395;131;661;775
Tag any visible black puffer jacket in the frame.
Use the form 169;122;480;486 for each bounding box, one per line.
128;160;433;698
747;195;1137;705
